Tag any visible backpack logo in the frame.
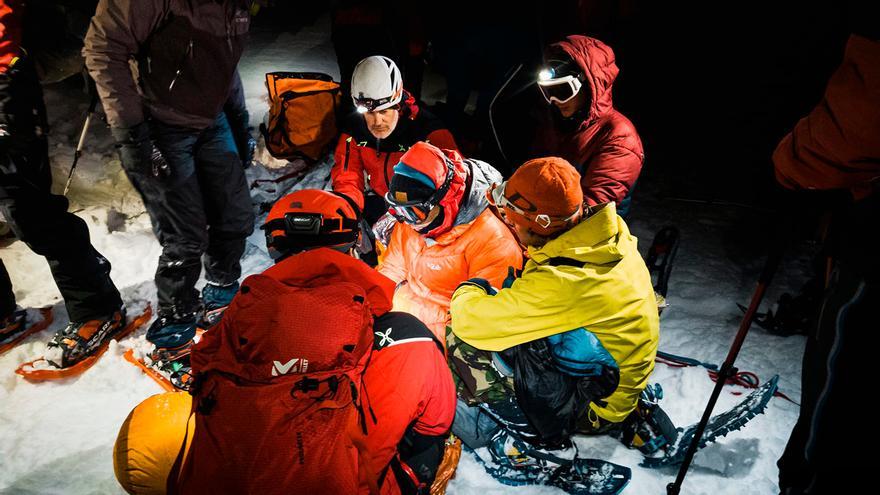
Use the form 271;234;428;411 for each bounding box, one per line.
272;358;309;376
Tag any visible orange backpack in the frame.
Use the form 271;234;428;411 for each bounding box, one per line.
260;72;341;161
177;271;377;494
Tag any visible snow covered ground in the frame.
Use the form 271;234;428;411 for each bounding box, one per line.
0;13;810;495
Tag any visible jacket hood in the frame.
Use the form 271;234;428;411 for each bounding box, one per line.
454;158;503;227
529;203;626;266
553;35;619;122
261;248;394;316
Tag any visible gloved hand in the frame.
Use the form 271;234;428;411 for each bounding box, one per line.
242;135;257;169
111;122;170;180
371;212;398;247
455;278;494;295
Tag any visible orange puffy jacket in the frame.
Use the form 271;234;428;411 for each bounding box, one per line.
378;207;523;340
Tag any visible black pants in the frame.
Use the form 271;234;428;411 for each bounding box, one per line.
0;57;121;322
121;114;254;323
778;197;877;494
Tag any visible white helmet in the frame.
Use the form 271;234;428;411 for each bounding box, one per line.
351;55;403;113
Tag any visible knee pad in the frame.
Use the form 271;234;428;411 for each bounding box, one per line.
113;392;194;494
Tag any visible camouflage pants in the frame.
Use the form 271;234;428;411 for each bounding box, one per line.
446;325;515;405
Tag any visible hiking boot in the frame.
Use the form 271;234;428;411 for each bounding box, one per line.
147;340;194;391
46;308;126;368
0;309;27;343
617;383;678;455
201;282;239;327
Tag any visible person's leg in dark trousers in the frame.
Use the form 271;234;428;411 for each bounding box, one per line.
0;57;121;323
124;124;206;349
778;262;874;494
0;260;15;319
193;113;254;288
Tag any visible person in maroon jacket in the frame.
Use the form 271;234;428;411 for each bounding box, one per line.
533;35;644;217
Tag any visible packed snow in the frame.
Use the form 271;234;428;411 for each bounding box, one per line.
0;14;810;495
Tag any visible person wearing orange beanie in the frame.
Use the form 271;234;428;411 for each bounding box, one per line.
446;156;660;483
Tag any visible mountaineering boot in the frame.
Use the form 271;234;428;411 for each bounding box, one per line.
147;339;194;391
46;307;127;368
618;383;678;455
145;308;200;390
201;281;239;327
0;309;27;343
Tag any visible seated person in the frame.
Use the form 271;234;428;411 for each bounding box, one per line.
378;141;523;340
113;190;456;495
331;55;458;227
447;157;660;482
532;35;644;217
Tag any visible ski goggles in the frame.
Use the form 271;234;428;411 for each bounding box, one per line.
385;158;456;225
488;181;581;230
537;74;583;105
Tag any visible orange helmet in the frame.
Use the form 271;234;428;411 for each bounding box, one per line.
262;190;361;260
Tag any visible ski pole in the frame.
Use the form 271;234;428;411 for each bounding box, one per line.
63;82;100;196
667;242;785;495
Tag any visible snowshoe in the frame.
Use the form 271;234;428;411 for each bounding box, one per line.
640;375;778;468
16;303;152;381
45;308;127;368
123;348;177;392
201;281;239;328
548;458;631;495
145;340;194;391
0;307;52;355
463;442;631;495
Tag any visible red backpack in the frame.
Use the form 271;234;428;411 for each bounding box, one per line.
177;249;394;495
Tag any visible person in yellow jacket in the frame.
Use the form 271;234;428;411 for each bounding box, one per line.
378;141;523;340
447;157;659;480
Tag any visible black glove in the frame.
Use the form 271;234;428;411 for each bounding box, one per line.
111;122;170;180
242;134;256;168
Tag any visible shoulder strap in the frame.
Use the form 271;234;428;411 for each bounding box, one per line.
373;312;443;354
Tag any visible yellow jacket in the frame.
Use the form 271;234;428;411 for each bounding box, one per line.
449;203;659;423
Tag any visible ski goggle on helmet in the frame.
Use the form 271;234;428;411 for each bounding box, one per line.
488;180;580;231
384;156;456;225
262;190;361;260
537;59;584;104
351;55;403;113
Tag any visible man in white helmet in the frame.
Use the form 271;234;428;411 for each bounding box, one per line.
331;55;458;263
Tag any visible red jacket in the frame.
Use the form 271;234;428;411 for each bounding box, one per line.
536;35;644;208
365;312;455;494
332;92;458;209
774;35;880;200
0;0;22;74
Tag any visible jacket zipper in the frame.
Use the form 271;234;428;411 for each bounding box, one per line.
383;153;391;189
168;40;194;92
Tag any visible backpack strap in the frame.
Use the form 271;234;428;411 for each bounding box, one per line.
373;312;443;355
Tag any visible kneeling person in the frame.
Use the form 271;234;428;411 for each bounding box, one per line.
114;190;456;495
448;157;660;481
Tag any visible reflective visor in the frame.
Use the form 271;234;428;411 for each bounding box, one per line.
537;75;582;104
